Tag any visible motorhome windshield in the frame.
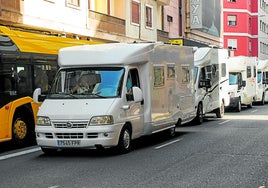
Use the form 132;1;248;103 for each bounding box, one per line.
48;67;125;99
257;71;262;83
229;72;239;85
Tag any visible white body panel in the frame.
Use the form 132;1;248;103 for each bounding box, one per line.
227;56;257;109
194;48;230;118
35;43;196;150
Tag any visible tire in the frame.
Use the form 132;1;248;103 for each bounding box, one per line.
261;93;265;105
117;126;132;154
168;126;176;137
247;101;253;108
195;103;203;125
236;99;241;112
215;101;224;118
12;113;34;145
41;147;58;155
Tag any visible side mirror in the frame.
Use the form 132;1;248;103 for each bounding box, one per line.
241;80;246;87
33;88;46;103
199;79;212;88
132;86;143;102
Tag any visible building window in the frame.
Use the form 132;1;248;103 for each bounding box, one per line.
145;5;152;28
131;1;140;25
66;0;80;7
228;39;237;50
228;15;237;26
227;0;236;2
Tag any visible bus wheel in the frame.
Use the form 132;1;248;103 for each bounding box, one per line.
117;126;132;154
12;114;33;145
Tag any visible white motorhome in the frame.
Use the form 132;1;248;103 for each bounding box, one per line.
33;43;196;154
227;56;257;111
255;59;268;104
194;47;230;124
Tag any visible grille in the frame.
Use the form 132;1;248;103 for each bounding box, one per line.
55;133;83;139
45;133;53;139
53;121;88;128
87;133;98;138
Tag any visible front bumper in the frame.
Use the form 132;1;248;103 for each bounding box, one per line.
35;123;123;149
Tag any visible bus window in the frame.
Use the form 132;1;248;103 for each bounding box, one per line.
17;66;32;95
34;65;49;93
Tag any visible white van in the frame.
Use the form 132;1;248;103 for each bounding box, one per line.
33;43;196;154
194;47;230;124
226;56;257;111
255;59;268;104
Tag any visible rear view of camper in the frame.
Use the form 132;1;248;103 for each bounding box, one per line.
194;47;230;124
255;60;268;104
34;42;196;154
226;56;257;111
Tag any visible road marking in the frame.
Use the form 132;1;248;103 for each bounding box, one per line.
0;147;41;161
155;138;183;150
48;186;60;188
218;120;231;125
251;109;258;113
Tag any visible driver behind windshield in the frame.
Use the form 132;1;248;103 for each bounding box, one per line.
71;75;93;94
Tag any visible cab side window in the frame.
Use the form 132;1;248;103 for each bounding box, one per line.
126;68;140;101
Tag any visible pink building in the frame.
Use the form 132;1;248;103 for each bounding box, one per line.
223;0;268;59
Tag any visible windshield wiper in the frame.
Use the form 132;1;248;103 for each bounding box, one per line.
50;92;79;99
80;92;107;98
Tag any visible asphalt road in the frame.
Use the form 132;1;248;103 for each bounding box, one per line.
0;105;268;188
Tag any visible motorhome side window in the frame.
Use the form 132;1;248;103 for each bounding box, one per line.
199;67;206;80
205;64;217;79
264;72;268;83
49;67;125;99
154;66;165;87
126;68;140;101
182;65;190;83
247;66;251;78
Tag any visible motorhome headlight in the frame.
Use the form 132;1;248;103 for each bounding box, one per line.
36;116;51;126
90;115;114;125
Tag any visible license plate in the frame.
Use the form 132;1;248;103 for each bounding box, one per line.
57;140;81;147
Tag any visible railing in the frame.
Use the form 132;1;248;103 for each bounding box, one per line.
157;29;169;42
156;0;171;6
88;10;126;36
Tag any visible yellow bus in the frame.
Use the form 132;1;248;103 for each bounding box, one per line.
0;26;101;145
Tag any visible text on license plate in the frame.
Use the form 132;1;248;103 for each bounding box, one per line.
57;140;81;146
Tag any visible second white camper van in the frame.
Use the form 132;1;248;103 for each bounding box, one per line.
33;43;197;154
255;59;268;104
227;56;257;111
194;47;230;124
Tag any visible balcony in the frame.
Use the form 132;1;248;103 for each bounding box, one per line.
156;0;171;6
157;29;169;43
88;10;125;36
